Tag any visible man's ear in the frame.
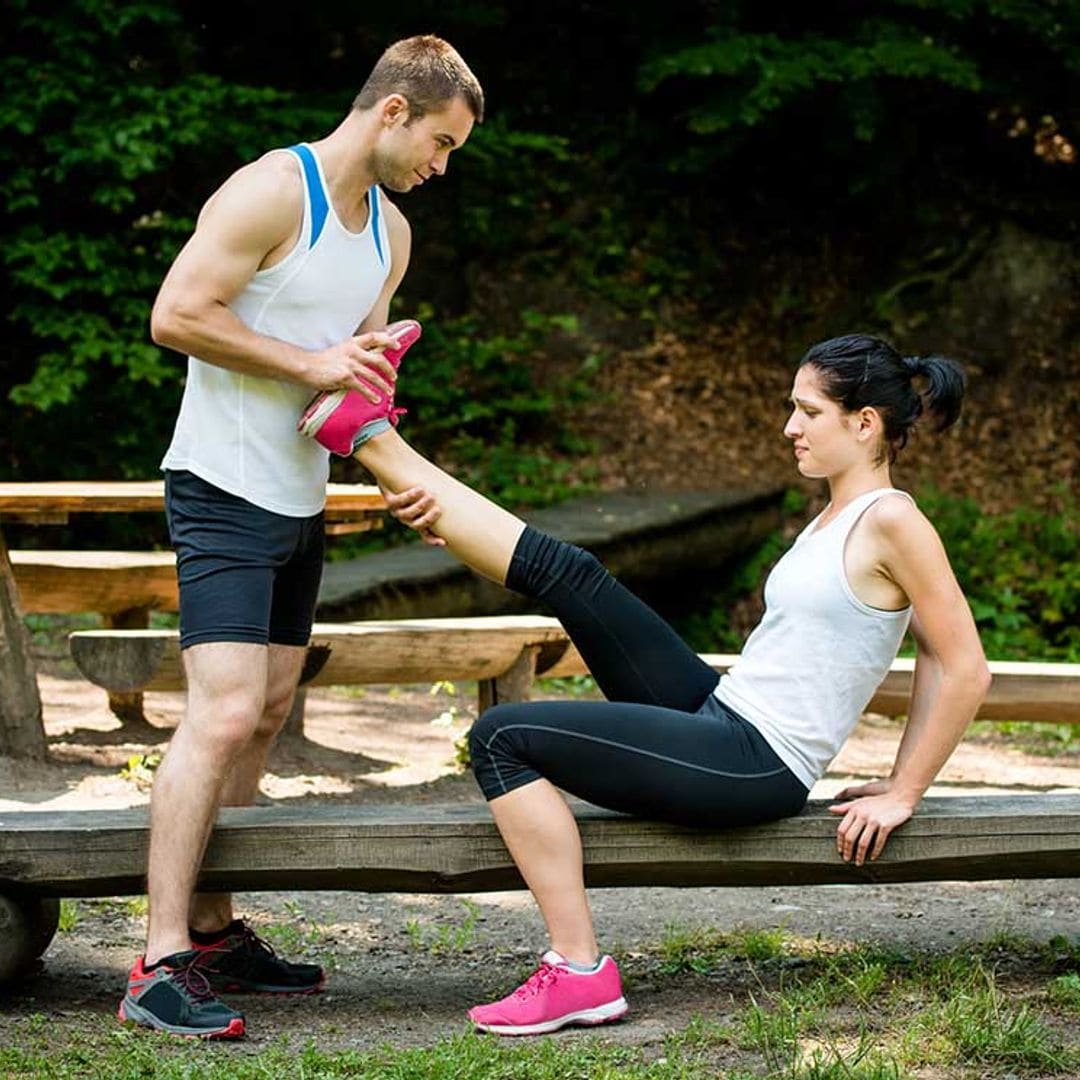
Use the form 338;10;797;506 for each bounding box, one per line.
381;94;410;127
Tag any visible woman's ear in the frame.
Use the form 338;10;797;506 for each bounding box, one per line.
856;406;883;443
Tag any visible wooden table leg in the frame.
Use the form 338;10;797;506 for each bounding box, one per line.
0;525;46;759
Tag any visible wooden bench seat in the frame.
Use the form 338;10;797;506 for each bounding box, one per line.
68;620;1080;724
10;550;178;617
2;794;1079;982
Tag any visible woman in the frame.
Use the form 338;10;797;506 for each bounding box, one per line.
308;331;991;1036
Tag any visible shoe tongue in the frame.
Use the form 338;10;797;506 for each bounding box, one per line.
540;949;567;967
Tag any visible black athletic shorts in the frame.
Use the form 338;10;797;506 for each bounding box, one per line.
164;469;325;650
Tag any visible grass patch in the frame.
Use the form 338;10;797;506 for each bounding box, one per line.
5;933;1080;1077
931;961;1070;1071
0;1028;740;1080
1048;973;1080;1010
405;898;482;955
257;900;331;962
658;922;789;974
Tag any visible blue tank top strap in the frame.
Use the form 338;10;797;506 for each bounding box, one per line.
286;144;329;250
369;184;386;266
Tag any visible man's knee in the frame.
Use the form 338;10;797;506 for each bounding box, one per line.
258;683;298;738
183;688;265;761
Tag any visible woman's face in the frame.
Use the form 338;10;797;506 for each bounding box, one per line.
783;365;869;479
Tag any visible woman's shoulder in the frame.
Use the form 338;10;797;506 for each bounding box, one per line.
864;490;944;560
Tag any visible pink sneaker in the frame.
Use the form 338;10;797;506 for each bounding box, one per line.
297;319;422;456
467;950;628;1036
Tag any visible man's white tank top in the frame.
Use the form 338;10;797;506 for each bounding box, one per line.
161;143;391;517
714;488;914;789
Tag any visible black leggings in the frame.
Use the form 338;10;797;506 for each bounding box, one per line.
468;528;809;827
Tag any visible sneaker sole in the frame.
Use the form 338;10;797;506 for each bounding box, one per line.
470;996;628;1037
297;390;347;438
118;998;246;1039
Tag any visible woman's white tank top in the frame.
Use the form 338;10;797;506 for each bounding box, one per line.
161;143;391;516
714;488;914;789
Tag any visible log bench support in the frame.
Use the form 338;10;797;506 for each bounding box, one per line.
2;794;1079;986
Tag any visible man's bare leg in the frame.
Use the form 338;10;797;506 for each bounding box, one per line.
356;431;525;584
144;642;267;964
188;644;307;934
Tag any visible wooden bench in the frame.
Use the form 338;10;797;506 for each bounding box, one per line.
3;794;1080;983
68;619;1080;725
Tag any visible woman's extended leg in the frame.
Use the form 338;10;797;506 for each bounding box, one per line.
356;431;718;709
356;430;525;584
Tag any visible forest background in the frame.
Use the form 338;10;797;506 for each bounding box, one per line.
1;0;1076;660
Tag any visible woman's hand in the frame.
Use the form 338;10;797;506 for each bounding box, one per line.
382;485;445;546
828;780;917;866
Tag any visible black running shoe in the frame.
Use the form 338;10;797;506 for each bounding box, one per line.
118;950;246;1038
192;920;324;994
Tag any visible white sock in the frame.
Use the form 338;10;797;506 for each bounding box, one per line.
563;956;604;974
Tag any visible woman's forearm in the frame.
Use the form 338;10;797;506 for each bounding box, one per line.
887;652;990;804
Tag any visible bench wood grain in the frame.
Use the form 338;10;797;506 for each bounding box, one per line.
11;550;178;616
2;796;1079;899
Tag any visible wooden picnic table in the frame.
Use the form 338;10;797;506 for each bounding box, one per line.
0;480;387;758
0;480;386;528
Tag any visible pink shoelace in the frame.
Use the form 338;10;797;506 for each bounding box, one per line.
514;961;560;1000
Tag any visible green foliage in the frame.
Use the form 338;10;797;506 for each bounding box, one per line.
0;0;336;480
638;0;1079;182
641;27;981;138
919;488;1079;660
398;307;599;507
118;752;161;789
927;960;1071;1070
454;118;574;255
404;898;481;955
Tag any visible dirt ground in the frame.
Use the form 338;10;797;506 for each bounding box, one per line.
2;672;1080;1054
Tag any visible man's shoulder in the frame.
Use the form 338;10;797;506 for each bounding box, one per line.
201;150;303;223
238;149;304;192
377;191;411;239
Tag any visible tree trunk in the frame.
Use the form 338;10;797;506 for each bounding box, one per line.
0;527;46;759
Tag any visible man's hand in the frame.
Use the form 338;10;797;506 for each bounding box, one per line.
383;485;445;546
828;779;916;866
306;331;399;399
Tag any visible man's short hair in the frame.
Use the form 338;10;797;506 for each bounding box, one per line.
354;35;484;123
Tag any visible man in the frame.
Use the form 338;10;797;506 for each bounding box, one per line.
120;36;483;1039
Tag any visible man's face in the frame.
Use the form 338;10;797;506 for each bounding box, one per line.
374;96;476;193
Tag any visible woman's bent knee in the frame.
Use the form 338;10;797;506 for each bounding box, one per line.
469;703;537;800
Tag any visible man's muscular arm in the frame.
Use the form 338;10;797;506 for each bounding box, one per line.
150;153;395;397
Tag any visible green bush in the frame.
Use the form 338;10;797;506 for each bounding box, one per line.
389;307;600;508
920;488;1078;661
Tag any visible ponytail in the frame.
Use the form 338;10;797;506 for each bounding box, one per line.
904;354;966;433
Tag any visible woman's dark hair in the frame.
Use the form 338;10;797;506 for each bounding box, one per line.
799;334;966;463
